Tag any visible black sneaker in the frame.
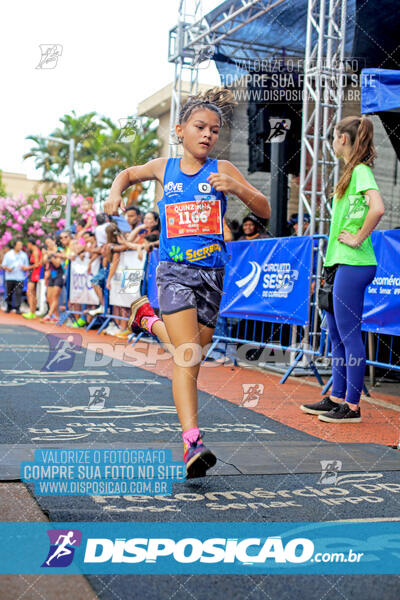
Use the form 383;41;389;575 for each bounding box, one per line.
300;396;341;415
318;403;362;423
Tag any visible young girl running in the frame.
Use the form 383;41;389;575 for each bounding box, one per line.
105;88;270;477
301;116;385;422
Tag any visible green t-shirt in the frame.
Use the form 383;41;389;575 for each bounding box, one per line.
324;163;379;267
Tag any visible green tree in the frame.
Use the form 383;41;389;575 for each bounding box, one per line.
96;116;160;207
0;170;6;197
23;112;160;205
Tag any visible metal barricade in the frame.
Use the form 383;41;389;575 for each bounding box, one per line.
57;235;400;391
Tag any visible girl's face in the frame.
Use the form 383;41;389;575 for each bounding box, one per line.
332;128;348;158
177;108;220;158
81;200;90;212
243;221;256;236
144;212;157;229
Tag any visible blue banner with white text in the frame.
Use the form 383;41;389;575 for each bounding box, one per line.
220;237;313;326
0;521;400;574
362;230;400;335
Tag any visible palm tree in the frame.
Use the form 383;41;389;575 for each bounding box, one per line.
96;116;161;203
24;112;160;204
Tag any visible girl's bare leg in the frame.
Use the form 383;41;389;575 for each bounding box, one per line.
93;284;104;306
27;281;37;313
150;319;172;346
47;287;55;315
161;310;214;432
49;287;62;318
121;306;130;328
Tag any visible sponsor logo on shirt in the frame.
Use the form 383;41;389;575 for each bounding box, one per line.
186;243;221;262
164;181;183;194
167;243;221;262
198;182;211;193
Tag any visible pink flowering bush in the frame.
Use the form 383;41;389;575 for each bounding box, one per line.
0;193;89;248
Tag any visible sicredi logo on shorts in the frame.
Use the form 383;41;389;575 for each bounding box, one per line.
83;536;315;564
164;181;183;194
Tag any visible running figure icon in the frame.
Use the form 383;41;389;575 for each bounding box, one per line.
45;531;77;566
267;118;291;142
43;335;78;371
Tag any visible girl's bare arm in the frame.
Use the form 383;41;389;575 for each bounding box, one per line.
104;158;167;215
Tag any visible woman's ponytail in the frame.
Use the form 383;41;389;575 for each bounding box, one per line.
335;115;376;199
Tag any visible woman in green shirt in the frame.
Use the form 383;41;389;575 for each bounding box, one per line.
301;116;385;422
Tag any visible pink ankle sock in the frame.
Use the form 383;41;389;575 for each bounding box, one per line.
182;427;201;446
140;314;161;334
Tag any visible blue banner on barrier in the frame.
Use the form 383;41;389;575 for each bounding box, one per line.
1;521;400;574
136;234;400;335
220;237;313;326
147;249;159;309
362;230;400;335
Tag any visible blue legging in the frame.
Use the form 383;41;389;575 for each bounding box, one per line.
326;264;376;405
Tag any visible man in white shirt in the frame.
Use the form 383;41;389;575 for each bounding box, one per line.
1;240;29;313
94;213;109;247
87;214;109;317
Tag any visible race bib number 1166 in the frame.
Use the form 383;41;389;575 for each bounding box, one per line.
166;196;222;238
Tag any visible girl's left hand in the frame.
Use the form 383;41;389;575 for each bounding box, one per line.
207;173;237;194
338;230;360;248
106;279;111;290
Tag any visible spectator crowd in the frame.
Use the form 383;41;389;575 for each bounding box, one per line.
0;196;309;337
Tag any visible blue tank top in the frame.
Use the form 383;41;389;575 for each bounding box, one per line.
158;158;228;268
